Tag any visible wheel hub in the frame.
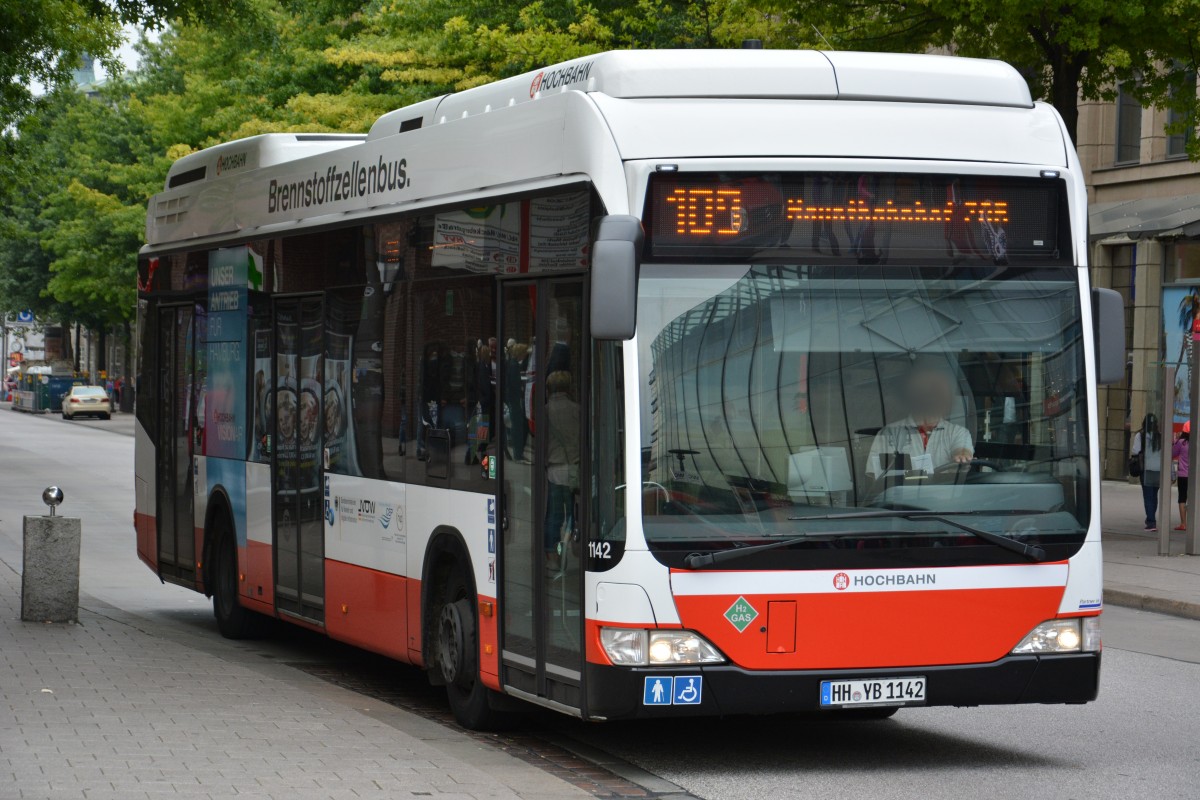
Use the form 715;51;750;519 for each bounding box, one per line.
438;602;465;685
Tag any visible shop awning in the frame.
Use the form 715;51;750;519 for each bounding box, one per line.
1089;194;1200;241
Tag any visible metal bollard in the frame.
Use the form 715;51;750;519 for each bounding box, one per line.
21;487;81;623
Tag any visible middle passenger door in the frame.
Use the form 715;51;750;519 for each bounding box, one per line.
271;295;326;624
498;278;587;713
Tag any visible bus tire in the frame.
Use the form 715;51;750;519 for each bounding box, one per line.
435;567;508;731
210;513;265;640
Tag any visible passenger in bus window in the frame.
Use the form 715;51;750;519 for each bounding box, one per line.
547;318;572;376
504;341;529;461
867;360;974;477
544;369;580;568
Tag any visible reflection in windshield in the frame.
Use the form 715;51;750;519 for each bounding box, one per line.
636;264;1089;566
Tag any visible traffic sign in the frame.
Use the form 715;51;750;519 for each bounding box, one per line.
13;309;34;325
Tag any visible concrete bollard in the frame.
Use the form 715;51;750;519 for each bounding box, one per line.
21;487;81;623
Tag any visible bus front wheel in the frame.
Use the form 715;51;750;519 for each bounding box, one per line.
435;568;508;730
210;514;265;640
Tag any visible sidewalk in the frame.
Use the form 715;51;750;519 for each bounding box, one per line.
1100;479;1200;620
0;467;1194;799
0;555;586;800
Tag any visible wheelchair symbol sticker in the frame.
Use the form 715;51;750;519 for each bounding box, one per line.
673;676;702;705
643;676;703;706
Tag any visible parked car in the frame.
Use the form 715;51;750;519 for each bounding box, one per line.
61;385;111;420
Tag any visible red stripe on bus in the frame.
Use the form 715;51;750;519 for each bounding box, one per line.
674;586;1065;670
325;560;409;662
478;593;500;690
134;511;156;571
242;539;274;608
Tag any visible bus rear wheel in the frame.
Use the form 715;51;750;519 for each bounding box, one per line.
210;514;266;640
435;568;509;730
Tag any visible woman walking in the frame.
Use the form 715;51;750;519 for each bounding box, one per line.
1173;422;1190;530
1131;413;1164;531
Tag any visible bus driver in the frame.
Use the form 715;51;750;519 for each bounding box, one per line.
868;360;974;477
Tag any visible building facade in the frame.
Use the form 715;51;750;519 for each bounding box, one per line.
1079;85;1200;479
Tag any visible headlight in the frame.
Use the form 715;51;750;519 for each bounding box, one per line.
1012;618;1101;654
600;628;725;666
599;628;646;665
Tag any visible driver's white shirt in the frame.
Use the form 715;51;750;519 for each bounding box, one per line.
868;416;974;476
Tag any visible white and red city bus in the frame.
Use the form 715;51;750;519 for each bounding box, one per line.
135;49;1124;728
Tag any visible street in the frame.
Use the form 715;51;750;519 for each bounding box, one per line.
2;407;1199;800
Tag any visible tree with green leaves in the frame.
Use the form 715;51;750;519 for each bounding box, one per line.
774;0;1200;155
0;0;244;127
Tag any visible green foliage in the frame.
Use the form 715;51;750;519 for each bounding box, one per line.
773;0;1200;153
4;0;1198;339
0;0;246;128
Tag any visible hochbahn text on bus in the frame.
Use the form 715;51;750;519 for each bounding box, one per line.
134;49;1125;729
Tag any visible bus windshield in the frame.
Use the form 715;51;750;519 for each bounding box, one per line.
636;263;1090;569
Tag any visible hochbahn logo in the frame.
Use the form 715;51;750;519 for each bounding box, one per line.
215;151;247;176
267;155;409;214
834;571;937;590
530;60;594;97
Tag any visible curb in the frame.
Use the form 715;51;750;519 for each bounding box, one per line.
1103;588;1200;621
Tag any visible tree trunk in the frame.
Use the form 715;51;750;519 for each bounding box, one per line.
98;327;107;374
73;324;80;373
1050;56;1086;146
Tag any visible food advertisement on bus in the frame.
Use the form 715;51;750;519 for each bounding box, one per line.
274;317;300;491
324;329;361;476
298;319;323;492
205;247;248;459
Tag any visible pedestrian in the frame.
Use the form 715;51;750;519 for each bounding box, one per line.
1173;421;1190;531
1131;413;1164;531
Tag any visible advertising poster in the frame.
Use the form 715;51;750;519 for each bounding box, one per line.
324;330;360;476
1163;286;1200;429
250;328;272;461
432;204;521;272
274;313;300;492
298;319;323;492
528;192;591;271
205;248;249;459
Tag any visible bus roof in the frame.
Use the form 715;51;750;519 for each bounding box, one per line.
147;49;1065;251
163;50;1032;190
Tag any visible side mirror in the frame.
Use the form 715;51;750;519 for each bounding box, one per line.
590;215;643;341
1092;287;1125;385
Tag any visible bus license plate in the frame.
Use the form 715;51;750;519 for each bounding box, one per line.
820;677;926;708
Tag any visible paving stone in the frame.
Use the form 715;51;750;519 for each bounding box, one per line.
0;544;589;800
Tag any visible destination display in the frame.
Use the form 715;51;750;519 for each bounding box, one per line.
645;172;1068;265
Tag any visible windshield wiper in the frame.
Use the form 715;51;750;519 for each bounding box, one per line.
683;509;1046;569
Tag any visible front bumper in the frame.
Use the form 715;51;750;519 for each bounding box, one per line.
584;652;1100;720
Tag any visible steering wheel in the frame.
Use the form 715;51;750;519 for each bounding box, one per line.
933;458;1004;474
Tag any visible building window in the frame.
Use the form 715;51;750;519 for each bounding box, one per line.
1166;72;1196;159
1116;84;1143;164
1167;241;1200;283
